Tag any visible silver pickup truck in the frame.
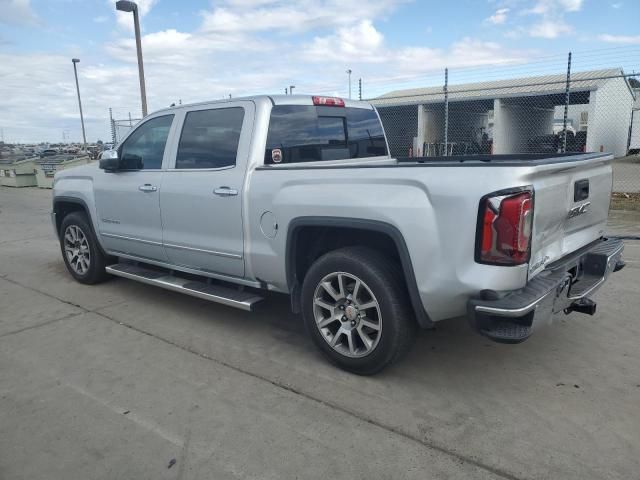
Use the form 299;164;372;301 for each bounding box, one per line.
52;95;624;374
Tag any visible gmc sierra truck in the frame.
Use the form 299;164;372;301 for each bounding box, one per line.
52;95;624;374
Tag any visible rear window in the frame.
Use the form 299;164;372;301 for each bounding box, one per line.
264;105;387;164
176;107;244;169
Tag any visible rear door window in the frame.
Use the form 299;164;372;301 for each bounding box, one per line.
264;105;387;164
176;107;244;169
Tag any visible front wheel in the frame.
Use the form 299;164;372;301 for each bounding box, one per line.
301;247;416;375
59;211;110;285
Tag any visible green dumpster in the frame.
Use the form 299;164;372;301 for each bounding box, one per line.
36;155;93;189
0;158;38;187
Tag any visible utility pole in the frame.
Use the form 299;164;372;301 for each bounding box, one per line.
109;108;116;145
71;58;87;151
562;51;572;153
116;1;148;117
358;78;362;100
285;87;288;95
443;67;449;157
346;69;352;99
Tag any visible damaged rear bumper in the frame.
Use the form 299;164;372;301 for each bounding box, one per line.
467;237;625;344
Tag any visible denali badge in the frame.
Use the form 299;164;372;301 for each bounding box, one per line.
567;201;590;219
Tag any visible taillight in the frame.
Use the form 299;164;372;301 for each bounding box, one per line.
312;96;345;107
476;190;533;265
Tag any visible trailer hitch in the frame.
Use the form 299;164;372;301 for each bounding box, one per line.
564;297;597;316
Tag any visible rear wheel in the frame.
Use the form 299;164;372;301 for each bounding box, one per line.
60;211;110;284
301;246;416;375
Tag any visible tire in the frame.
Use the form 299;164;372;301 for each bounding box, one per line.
301;246;417;375
59;211;111;285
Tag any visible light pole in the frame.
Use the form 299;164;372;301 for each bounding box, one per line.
71;59;87;151
116;0;148;117
289;85;295;95
346;69;352;99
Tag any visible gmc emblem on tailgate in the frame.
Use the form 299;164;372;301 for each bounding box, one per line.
567;201;591;219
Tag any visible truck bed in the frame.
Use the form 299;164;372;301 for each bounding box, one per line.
396;152;608;166
257;153;610;170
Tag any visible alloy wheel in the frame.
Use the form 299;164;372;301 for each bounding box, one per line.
312;272;382;358
63;225;91;275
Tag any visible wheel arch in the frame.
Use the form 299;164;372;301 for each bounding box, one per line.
285;216;432;328
53;196;108;256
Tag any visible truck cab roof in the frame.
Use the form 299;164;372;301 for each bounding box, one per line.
153;95;374;116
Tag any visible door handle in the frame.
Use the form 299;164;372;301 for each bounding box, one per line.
138;184;158;192
213;186;238;197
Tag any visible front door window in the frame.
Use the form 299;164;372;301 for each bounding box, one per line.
120;115;174;170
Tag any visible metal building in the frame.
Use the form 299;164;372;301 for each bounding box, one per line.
372;68;636;158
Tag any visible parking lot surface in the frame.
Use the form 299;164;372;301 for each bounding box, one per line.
613;155;640;193
1;186;639;480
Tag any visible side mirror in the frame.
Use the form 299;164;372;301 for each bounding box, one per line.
99;150;120;171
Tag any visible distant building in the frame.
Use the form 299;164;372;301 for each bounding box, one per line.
372;68;635;158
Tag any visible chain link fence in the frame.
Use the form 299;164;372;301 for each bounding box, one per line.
104;51;639;211
370;52;640;211
108;108;141;145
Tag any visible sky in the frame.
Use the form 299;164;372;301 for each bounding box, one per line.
0;0;638;143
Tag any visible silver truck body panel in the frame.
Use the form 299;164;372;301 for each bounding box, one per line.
53;95;613;323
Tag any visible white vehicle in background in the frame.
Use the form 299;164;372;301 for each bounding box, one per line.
53;95;624;374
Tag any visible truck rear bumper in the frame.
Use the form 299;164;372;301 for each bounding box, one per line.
467;237;624;344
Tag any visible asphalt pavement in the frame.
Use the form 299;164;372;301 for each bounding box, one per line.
1;186;639;480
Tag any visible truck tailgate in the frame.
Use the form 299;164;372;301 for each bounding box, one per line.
528;154;612;277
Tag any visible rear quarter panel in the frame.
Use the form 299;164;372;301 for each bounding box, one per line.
247;164;533;321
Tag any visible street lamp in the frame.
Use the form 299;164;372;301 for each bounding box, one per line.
71;59;87;151
289;85;295;95
346;69;352;99
116;0;148;117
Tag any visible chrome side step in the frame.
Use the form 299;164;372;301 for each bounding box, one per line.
106;263;264;311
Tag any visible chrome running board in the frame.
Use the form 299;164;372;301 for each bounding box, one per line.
106;263;264;311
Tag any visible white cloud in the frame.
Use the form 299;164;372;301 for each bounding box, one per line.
304;20;385;62
0;0;40;26
303;33;529;81
519;0;580;38
525;0;583;14
598;34;640;44
200;0;403;33
529;19;573;38
105;27;275;68
93;16;108;23
611;2;622;7
485;8;509;25
559;0;583;11
0;53;134;143
0;1;535;143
